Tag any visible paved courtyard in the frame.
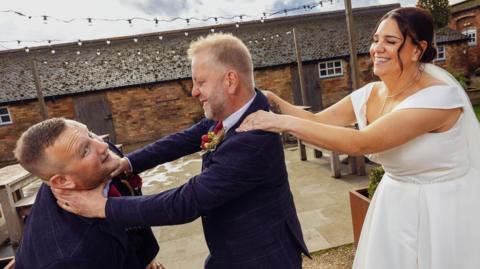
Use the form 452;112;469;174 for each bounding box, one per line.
140;146;370;268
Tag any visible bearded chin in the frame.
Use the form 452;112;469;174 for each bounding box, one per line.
204;110;213;120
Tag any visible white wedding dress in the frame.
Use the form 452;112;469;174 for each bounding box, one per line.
350;66;480;269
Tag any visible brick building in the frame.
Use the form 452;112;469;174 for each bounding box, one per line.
449;0;480;69
0;3;469;164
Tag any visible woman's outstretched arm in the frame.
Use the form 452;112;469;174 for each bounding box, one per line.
237;107;461;155
265;90;356;127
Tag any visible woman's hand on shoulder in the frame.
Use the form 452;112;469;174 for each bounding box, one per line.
237;110;289;133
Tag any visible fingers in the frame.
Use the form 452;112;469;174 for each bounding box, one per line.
236;113;257;132
110;157;130;178
52;186;107;218
145;261;165;269
56;198;77;214
51;187;71;202
237;111;268;132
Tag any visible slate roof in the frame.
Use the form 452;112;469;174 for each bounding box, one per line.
436;26;469;43
0;3;467;104
451;0;480;14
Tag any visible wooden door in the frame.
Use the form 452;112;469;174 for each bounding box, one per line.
73;93;116;143
291;63;323;112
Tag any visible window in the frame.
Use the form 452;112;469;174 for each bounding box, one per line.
0;107;12;125
318;60;343;78
463;28;477;46
435;45;446;61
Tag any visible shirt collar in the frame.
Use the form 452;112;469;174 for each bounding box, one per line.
221;92;256;133
102;180;111;197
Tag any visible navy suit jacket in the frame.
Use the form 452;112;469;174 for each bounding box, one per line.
15;144;159;269
106;90;310;268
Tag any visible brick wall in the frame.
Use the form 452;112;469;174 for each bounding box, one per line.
449;9;480;69
107;80;203;146
254;65;294;103
0;98;75;163
435;43;469;75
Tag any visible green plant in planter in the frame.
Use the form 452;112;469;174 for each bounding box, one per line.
368;166;385;199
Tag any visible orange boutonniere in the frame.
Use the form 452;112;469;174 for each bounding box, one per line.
200;122;224;153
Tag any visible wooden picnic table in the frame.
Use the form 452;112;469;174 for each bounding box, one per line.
298;140;366;178
0;164;40;245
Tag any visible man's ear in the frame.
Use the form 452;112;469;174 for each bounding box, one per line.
49;174;76;190
224;70;239;94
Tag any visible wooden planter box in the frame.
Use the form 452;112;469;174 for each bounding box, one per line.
349;187;371;245
467;88;480;105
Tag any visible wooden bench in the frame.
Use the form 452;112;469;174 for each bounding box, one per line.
298;139;366;178
0;164;40;245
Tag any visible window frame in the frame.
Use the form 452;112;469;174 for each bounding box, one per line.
318;59;343;79
435;45;446;61
0;107;13;126
463;27;477;46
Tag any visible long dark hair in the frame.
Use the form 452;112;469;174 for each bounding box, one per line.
373;7;437;73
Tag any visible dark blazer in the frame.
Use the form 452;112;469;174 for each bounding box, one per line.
106;90;310;269
15;144;159;269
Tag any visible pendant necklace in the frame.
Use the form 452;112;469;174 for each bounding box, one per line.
378;71;422;116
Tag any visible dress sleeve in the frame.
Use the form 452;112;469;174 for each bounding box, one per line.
350;82;375;129
394;85;464;111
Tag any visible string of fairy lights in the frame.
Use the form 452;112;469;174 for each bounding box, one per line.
1;0;335;26
0;0;339;52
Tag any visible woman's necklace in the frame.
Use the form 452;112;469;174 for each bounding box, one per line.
378;71;422;116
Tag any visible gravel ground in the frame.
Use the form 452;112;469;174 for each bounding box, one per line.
302;244;355;269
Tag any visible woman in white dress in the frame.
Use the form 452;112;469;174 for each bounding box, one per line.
237;7;480;269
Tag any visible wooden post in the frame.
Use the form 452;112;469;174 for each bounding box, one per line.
344;0;360;93
344;0;366;175
0;187;23;245
292;28;308;106
31;57;48;119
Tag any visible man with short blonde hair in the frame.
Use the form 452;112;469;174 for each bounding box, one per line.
14;117;69;180
187;33;255;91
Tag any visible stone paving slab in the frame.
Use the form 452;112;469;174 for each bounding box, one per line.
141;146;371;268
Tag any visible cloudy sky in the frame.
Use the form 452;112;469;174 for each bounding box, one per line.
0;0;463;51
